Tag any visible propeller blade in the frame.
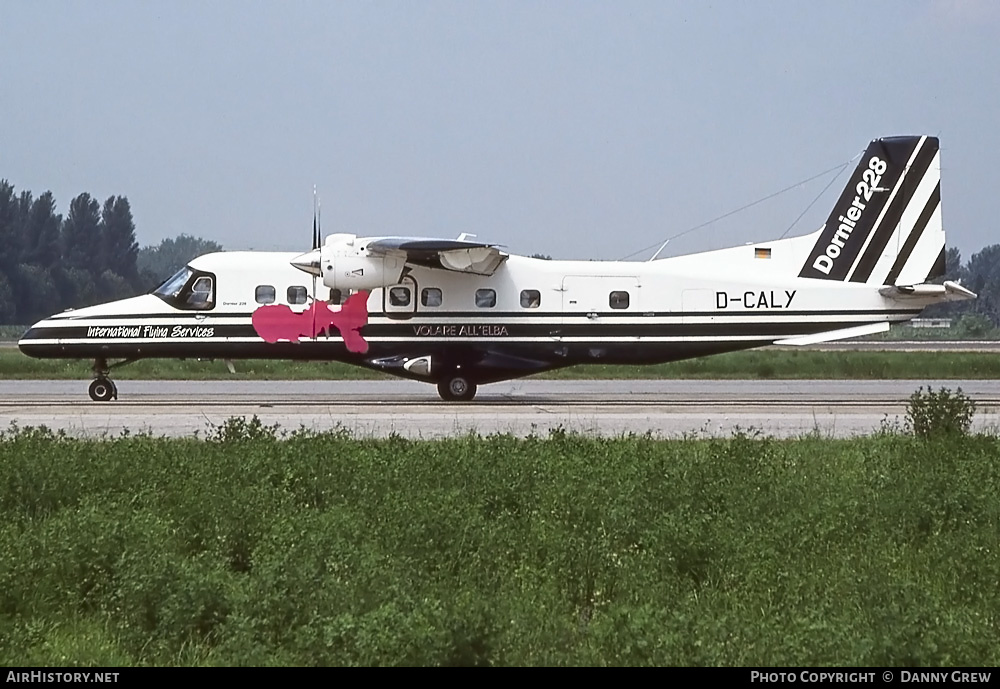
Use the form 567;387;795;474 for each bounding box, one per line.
312;186;320;250
317;200;322;250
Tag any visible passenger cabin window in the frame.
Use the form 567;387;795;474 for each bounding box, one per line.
609;291;630;309
520;290;541;308
255;285;275;304
421;287;443;307
476;289;496;308
389;286;411;307
287;286;308;305
328;288;343;305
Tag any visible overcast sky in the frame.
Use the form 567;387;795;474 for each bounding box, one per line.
2;1;998;262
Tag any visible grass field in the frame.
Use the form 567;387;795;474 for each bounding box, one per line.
1;424;998;666
3;348;1000;380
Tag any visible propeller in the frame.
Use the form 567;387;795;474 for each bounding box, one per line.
312;189;321;306
290;188;323;276
312;185;321;251
309;188;321;339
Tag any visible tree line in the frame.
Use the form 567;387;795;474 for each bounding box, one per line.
0;181;220;325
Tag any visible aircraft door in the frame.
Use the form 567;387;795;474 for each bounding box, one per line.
561;275;641;324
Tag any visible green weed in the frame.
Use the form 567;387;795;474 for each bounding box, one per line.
906;386;978;438
1;432;998;665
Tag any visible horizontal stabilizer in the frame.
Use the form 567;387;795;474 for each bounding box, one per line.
773;322;889;347
878;280;977;302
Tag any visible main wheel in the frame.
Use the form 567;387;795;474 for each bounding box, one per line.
437;376;477;402
88;378;116;402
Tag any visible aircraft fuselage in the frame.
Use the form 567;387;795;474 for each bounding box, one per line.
19;246;926;385
18;135;968;401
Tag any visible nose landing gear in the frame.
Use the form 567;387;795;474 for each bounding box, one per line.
88;377;117;402
87;357;134;402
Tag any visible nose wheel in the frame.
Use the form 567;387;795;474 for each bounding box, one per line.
437;376;477;402
88;377;118;402
87;356;131;401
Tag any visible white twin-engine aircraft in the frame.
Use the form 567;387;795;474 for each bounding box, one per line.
19;135;975;401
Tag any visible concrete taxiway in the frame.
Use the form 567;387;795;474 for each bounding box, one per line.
2;379;998;439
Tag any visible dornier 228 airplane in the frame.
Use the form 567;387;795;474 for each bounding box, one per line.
19;135;976;402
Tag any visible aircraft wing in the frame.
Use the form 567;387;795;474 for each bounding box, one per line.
364;238;508;276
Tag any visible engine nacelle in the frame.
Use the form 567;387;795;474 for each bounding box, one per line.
320;234;404;291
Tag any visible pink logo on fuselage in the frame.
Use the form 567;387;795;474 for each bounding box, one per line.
251;291;369;353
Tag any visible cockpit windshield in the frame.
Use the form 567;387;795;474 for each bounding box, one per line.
152;266;215;310
154;267;194;300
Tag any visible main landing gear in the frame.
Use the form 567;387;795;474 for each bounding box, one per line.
87;356;135;402
437;375;477;402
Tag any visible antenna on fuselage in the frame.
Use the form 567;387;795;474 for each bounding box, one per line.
648;239;670;261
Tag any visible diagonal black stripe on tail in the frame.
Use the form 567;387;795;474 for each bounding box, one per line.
882;182;940;286
926;247;946;282
849;138;938;283
798;136;921;280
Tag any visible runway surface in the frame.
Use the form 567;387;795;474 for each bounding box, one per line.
3;379;998;439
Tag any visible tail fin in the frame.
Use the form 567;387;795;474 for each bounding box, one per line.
798;135;944;286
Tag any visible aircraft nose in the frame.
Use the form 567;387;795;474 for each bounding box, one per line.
17;321;49;358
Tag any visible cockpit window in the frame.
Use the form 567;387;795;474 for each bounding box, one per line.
188;277;214;308
154;267;193;300
152;266;216;310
